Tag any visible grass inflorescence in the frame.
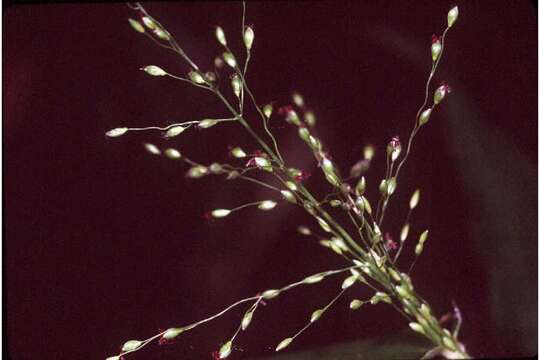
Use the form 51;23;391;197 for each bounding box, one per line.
106;3;469;359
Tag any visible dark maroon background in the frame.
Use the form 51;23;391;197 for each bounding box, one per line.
4;1;537;359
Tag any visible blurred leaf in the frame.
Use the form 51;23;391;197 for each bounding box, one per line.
446;99;537;355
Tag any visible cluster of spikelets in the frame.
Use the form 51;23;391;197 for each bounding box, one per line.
105;3;469;360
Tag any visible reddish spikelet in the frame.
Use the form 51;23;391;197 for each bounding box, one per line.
294;171;311;182
277;105;293;116
439;313;453;324
390;136;401;149
245;158;257;167
384;233;398;251
255;292;268;306
439;81;452;94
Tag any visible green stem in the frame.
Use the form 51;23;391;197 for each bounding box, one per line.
297;184;366;259
212;88;282;166
235;70;285;164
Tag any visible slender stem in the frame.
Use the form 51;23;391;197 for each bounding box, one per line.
408;256;419;274
234;69;285;164
136;4;200;71
116;296;258;358
295;183;366;259
236;175;282;192
375;154;390;223
239;2;250;115
126;2;141;10
165;73;212;90
394;27;450;180
128;124;192;132
168;37;200;71
375;28;450;234
231;297;262;342
142;32;175;51
393;240;406;264
180;155;200;167
212;88;282;166
346;210;372;251
126;117;237;133
279;265;361;292
393;208;412;264
291;288;348;340
452;300;463;338
230;201;267;212
378;160;395;225
224;47;284;164
184;296;259;331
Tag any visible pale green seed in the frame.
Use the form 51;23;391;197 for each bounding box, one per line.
275;338;292;352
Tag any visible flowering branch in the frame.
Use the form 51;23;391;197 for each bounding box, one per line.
106;3;469;360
